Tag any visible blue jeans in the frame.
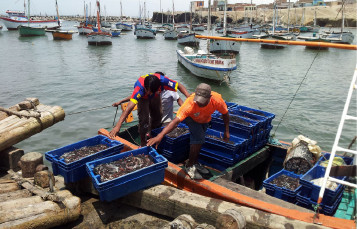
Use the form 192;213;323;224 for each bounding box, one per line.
184;117;209;145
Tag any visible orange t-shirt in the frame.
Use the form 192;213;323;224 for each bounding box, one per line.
176;91;228;123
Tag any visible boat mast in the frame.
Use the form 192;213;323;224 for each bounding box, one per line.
341;1;344;33
172;0;175;25
250;0;252;25
160;0;163;24
287;0;290;33
96;0;101;32
272;1;276;35
27;0;30;26
120;0;123;19
223;0;227;36
55;0;60;26
189;2;192;33
207;0;211;34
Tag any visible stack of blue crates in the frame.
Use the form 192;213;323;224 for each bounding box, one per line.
86;146;168;202
151;123;190;163
210;102;275;157
262;169;302;203
45;135;124;183
297;161;350;215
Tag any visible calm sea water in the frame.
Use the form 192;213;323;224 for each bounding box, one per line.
0;21;356;161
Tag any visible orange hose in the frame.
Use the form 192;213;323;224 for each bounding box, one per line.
195;35;357;50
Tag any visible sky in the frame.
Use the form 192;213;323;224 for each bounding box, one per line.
0;0;281;17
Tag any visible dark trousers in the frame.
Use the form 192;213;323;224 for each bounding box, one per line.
137;96;163;146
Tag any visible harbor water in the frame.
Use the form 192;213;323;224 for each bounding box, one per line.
0;21;356;161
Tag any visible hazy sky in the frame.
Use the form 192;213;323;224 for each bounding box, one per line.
0;0;280;17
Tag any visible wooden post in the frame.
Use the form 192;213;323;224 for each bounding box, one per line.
18;152;43;178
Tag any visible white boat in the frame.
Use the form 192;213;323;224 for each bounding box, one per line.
321;32;354;44
192;24;205;31
178;33;199;46
87;0;112;46
164;1;177;40
176;24;189;33
320;2;354;45
115;22;132;31
0;10;58;31
77;2;94;35
209;0;241;55
135;24;156;39
164;30;178;40
177;47;237;82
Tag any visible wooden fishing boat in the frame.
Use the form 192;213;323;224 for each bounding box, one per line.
96;121;356;229
87;0;112;46
50;30;76;40
93;88;356;229
18;25;45;37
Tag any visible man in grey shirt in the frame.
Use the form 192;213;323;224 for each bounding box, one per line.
161;90;183;123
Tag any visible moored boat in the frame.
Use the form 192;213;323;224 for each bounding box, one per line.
50;30;76;40
177;47;237;82
115;22;132;31
177;33;199;46
87;0;112;46
0;10;58;31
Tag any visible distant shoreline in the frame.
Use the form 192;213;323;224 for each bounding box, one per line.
1;4;355;28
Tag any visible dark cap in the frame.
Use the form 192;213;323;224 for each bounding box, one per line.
194;83;211;104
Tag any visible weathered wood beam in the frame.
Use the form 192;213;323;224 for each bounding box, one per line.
120;184;328;229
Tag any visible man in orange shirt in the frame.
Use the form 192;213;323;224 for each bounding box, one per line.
147;83;230;179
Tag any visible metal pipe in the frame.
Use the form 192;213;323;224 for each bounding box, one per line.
195;35;357;50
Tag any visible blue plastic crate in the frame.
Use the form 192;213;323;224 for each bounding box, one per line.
228;108;269;129
86;146;168;201
317;153;354;167
225;101;239;109
263;169;302;203
203;128;247;159
161;149;189;163
211;112;259;135
198;148;238;171
234;105;275;127
151;123;190;151
299;165;346;205
296;191;343;216
45;135;124;183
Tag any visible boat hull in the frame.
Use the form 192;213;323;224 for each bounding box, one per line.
116;23;133;31
135;28;156;39
178;33;199;47
321;32;354;44
77;26;93;35
209;39;241;54
176;50;237;81
18;26;46;36
0;17;58;30
52;31;73;40
87;32;112;45
164;30;178;40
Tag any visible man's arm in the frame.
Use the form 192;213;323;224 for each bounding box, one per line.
112;95;131;107
222;112;230;141
177;97;184;106
147;117;181;148
109;101;136;138
177;83;190;98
